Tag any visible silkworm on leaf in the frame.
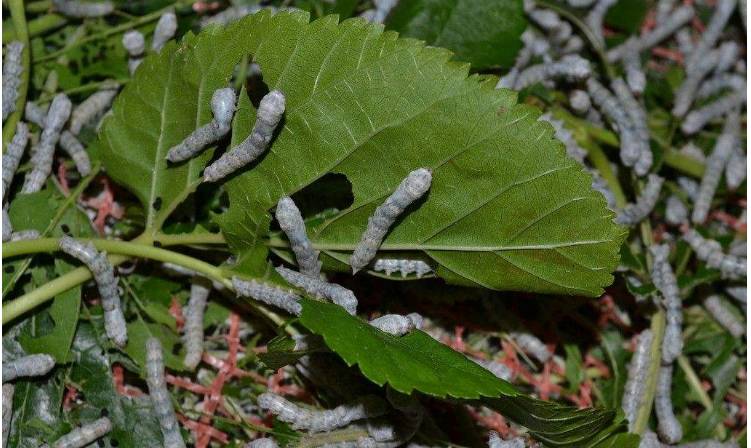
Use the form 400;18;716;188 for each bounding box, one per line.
122;30;145;74
274;197;321;277
52;417;112;448
275;266;357;315
232;277;302;316
649;244;683;363
488;431;525;448
685;0;737;72
692;112;739;223
373;258;433;278
665;195;688;225
145;337;186;448
369;313;423;336
585;0;617;46
510;331;551;363
59;131;92;177
2;384;13;448
152;12;177;51
703;295;745;337
258;392;388;433
621;329;653;430
616;174;664;226
607;5;694;61
655;365;683;444
471;356;512;381
203;90;285;182
182;279;210;370
683;229;747;279
2;207;10;242
2;353;55;382
586;78;641;167
59;236;127;347
21;94;72;194
512;55;591;90
245;438;280;448
350;168;432;273
166;88;236;163
724;148;746;190
69;87;118;135
2;41;24;121
200;5;264;27
2;121;29;201
539;113;587;164
10;229;40;241
52;0;114;17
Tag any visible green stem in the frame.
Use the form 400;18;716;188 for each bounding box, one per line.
26;1;52;13
154;231;226;246
633;309;666;434
2;0;31;150
662;149;705;178
677;355;727;439
3;14;67;43
580;139;628;208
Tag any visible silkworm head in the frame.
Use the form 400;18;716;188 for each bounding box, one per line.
258;90;286;123
404;168;432;199
122;31;145;55
211;88;236;126
46;94;73;130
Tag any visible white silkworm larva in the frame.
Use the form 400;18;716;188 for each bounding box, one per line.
199;5;264;27
2;121;29;201
182;279;210;370
10;230;40;241
510;331;551;363
621;330;653;430
607;6;694;61
2;384;13;448
232;277;302;316
703;295;745;337
673;42;739;118
360;0;398;24
274;197;321;277
350;168;432;273
166;88;236;163
569;89;591;114
24;101;47;127
697;74;746;100
52;417;112;448
538;113;587;164
471;357;512;381
678;176;700;201
566;0;595;6
122;30;145;75
649;244;683;364
275;266;357;315
615;174;664;226
665;195;688;225
725;286;746;309
2;354;55;382
258;392;388;433
682;93;745;135
561;35;584;54
2;207;10;243
488;431;525;448
59;131;92;177
202;90;284;182
622;39;646;95
585;0;617;46
59;236;127;347
639;431;661;448
69;87;118;135
145;337;186;448
611;78;651;175
52;0;114;17
590;170;617;209
683;229;747;279
373;258;433;278
676;28;694;56
21;94;72;194
725;148;746;190
368;313;423;336
587;78;641;167
691;112;738;223
152;12;177;51
2;42;24;121
512;55;591;90
685;0;737;72
245;438;280;448
656;0;677;23
676;441;742;448
655;365;683;444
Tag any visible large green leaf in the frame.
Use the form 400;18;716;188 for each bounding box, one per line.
385;0;526;69
298;298;629;445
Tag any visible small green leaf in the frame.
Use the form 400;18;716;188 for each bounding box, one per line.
123;318;186;372
258;335;305;371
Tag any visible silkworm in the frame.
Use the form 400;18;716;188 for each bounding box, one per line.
59;236;127;347
622;39;646;95
2;354;55;382
200;5;263;27
607;5;694;61
682;92;745;135
232;276;302;316
621;329;653;430
586;78;641;168
274;197;321;277
566;0;595;6
145;337;186;448
202;90;283;182
10;230;40;241
2;384;13;448
725;286;746;309
691;112;739;222
21;94;72;194
152;12;177;51
2;121;29;201
361;0;398;24
665;195;688;225
182;279;210;370
656;0;677;24
703;295;744;337
590;171;617;210
638;431;661;448
512;55;591;90
585;0;617;47
69;87;118;135
52;417;112;448
258;392;388;433
677;176;700;201
685;0;737;73
24;101;47;128
649;244;683;364
725;148;746;190
561;35;584;54
683;229;746;280
275;266;357;315
122;31;145;75
676;441;743;448
673;42;739;118
676;28;694;56
611;78;651;175
2;207;10;242
52;0;114;18
166;88;236;163
510;331;551;363
372;258;433;278
616;174;664;226
569;89;591;114
245;438;279;448
59;131;91;177
678;143;706;163
471;357;512;381
488;431;525;448
2;42;23;120
369;313;423;336
538;113;587;164
656;365;683;444
497;30;549;89
697;74;746;100
350;168;432;273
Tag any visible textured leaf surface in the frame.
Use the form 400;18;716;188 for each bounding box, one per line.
385;0;526;68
